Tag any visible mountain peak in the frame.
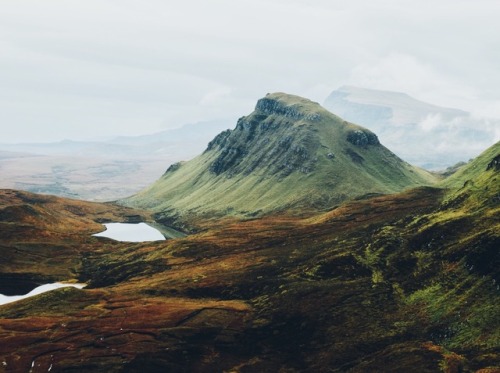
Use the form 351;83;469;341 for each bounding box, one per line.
336;85;412;98
255;93;323;121
123;92;436;223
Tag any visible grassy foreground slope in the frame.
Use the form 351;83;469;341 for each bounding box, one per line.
0;189;152;294
123;93;436;225
0;142;497;372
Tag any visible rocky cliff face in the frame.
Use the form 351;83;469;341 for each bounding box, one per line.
207;115;318;177
346;129;380;146
255;96;322;121
204;94;381;179
487;154;500;171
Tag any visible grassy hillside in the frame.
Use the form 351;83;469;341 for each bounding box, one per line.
0;189;153;293
1;101;497;373
0;139;497;371
123;93;436;225
441;141;499;189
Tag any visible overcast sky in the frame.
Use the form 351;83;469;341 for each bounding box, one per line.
1;0;499;143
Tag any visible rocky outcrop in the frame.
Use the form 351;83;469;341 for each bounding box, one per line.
207;112;318;178
346;129;380;146
205;129;232;152
487;154;500;171
255;96;321;121
210;146;246;175
164;162;183;174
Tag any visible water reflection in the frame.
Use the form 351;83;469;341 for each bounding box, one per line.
92;222;166;242
0;283;86;306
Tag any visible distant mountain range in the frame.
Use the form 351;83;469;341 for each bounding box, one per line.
123;92;437;226
0;119;233;200
0;119;234;158
324;86;499;169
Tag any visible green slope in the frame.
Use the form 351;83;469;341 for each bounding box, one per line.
441;141;499;189
123;93;437;222
0;142;498;371
440;141;499;212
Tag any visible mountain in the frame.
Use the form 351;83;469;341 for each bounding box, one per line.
0;141;498;371
123;92;437;225
0;119;233;201
324;86;499;170
109;119;233;147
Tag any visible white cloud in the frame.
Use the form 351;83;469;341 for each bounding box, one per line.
0;0;499;144
418;114;443;132
348;53;478;110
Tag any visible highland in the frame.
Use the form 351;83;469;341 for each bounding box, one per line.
0;93;498;372
124;93;436;227
0;140;498;371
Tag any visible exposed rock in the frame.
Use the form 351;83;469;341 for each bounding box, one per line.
164;162;182;174
205;129;232;152
207;106;318;178
345;148;365;164
347;129;380;146
255;96;321;121
487;154;500;171
210;147;246;175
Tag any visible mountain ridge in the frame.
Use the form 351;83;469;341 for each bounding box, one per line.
123;92;436;226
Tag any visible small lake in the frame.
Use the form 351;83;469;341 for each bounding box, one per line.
0;283;86;306
92;222;168;242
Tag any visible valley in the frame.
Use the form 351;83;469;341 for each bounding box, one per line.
2;0;499;371
0;93;498;372
0;154;498;371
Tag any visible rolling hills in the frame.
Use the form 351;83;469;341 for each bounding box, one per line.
0;140;497;371
0;90;498;371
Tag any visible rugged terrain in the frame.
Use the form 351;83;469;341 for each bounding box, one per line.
0;140;498;372
124;93;436;227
